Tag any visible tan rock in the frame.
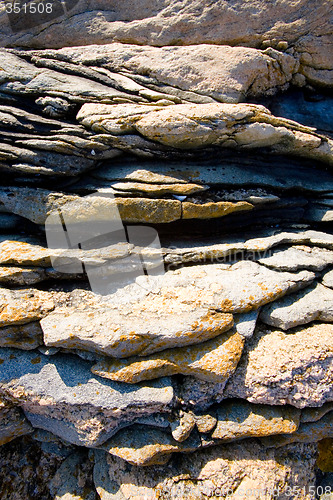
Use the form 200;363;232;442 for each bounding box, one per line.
98;425;201;466
78;102;333;166
225;323;333;408
211;400;300;440
93;440;318;499
115;197;181;223
182;200;253;219
260;411;333;448
111;181;206;196
42;307;234;359
170;412;196;442
194;412;217;433
0;288;55;327
91;330;244;383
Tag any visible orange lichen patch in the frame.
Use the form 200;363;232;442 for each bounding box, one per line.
182;201;253;219
317;438;333;472
100;427;199;466
116;198;181;223
92;330;244;384
0;240;52;266
0;289;55;327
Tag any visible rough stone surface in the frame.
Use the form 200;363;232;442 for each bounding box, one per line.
0;322;43;350
0;397;33;446
260;282;333;330
211;400;300;440
91;330;244;383
225;323;333;408
0;348;174;447
93;440;318;499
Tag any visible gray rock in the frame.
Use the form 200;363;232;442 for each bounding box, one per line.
233;310;259;338
0;266;46;285
225;323;333;408
170;411;196;442
260;282;333;330
258;245;333;272
0;397;33;446
0;348;174;447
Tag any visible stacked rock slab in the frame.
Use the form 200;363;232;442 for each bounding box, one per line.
0;1;332;498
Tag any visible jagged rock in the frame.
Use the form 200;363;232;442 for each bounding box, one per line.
0;348;174;447
91;330;244;383
322;269;333;288
260;282;333;330
0;288;55;327
170;411;196;442
41;261;315;357
181;200;253;219
77;102;333;165
211;400;300;440
260;411;333;448
258;245;333;272
0;397;33;446
93;440;318;499
21;43;299;103
98;425;201;466
225;323;333;408
0;322;43;350
42;304;234;359
178;376;226;411
193;411;217;434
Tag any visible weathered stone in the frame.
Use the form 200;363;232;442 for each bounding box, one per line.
0;266;46;285
0;322;43;350
91;330;244;383
225;323;333;408
178;376;226;411
111;180;206;196
28;44;298;103
0;288;55;327
233;310;259;338
49;450;96;500
301;403;333;423
0;348;174;447
78;102;333;165
98;425;201;466
170;411;196;442
260;282;333;330
0;397;33;446
260;412;333;448
258;245;333;272
193;411;217;434
42;304;234;359
182;200;253;219
41;261;314;357
322;269;333;289
93;440;318;499
211;400;300;440
94;159;333;193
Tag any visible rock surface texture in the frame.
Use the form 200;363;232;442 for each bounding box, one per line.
0;1;332;498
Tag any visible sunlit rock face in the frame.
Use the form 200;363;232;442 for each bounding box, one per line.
0;1;332;497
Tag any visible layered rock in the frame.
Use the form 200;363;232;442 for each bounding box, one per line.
0;2;332;497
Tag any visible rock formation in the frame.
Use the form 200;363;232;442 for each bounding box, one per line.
0;1;332;498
